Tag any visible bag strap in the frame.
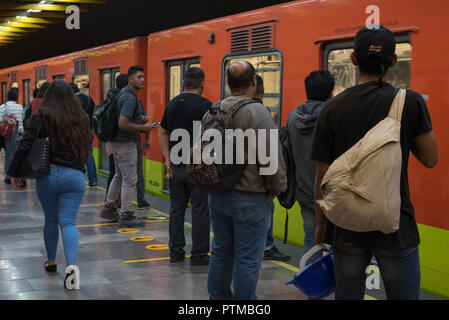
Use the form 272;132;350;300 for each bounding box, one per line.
228;98;256;117
283;208;289;244
388;88;406;122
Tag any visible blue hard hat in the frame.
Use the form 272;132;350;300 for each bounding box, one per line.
286;244;335;298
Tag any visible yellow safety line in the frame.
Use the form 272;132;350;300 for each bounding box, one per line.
80;204;104;207
77;222;118;228
124;255;192;264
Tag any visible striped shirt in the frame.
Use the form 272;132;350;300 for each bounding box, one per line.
0;101;24;135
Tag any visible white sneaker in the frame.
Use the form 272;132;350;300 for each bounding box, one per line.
64;265;80;290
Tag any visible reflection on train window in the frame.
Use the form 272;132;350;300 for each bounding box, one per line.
1;82;7;104
23;79;31;106
169;65;181;101
327;48;357;96
73;74;90;96
385;43;412;89
36;80;47;89
327;43;412;95
223;52;282;127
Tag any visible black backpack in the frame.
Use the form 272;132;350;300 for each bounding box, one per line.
93;89;121;142
187;99;256;192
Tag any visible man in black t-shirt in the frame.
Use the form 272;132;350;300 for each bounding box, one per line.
311;26;438;300
158;67;212;265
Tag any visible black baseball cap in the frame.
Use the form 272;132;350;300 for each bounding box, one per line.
354;26;396;64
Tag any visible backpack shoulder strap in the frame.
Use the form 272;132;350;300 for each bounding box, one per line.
228;98;256;117
388;88;407;122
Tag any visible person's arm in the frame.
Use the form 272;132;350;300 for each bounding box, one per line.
314;162;330;244
143;131;150;152
411;131;438;169
118;115;153;133
158;126;172;179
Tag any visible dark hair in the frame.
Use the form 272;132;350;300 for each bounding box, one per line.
116;74;128;90
183;67;205;90
7;88;18;102
305;70;335;101
32;88;40;99
37;82;51;98
227;61;256;92
38;80;90;163
127;65;144;77
68;82;80;94
255;74;264;96
357;55;393;78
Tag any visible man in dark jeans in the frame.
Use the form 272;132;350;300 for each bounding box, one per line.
158;67;211;266
253;75;290;262
69;82;98;187
312;26;438;300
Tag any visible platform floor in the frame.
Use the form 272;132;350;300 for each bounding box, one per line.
0;152;442;300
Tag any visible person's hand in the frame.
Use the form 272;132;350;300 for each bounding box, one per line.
266;192;277;203
164;159;173;179
144;141;150;152
142;122;154;132
11;177;24;190
141;115;149;123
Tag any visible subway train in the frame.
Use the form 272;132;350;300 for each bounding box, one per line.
0;0;448;298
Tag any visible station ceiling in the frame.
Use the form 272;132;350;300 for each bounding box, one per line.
0;0;291;68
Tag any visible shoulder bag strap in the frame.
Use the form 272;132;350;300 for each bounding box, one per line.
388;88;407;122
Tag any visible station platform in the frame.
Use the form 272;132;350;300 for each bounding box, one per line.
0;152;442;300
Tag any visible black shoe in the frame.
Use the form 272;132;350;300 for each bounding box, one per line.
263;246;291;261
44;261;57;273
138;200;151;210
170;254;185;263
190;255;210;266
88;182;98;187
100;203;120;222
20;178;26;188
4;178;11;185
118;211;145;227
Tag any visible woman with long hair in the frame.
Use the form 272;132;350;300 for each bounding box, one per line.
8;80;90;290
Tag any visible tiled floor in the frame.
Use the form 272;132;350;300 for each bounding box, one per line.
0;152;443;300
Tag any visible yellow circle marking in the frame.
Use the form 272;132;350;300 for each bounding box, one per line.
146;244;169;250
117;229;140;234
130;236;154;242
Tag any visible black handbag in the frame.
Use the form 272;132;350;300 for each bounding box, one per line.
17;122;50;179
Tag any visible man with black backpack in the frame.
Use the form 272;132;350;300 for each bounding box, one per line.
100;66;154;228
285;70;334;265
205;61;286;300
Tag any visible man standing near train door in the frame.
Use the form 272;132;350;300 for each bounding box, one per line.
100;66;155;228
158;67;212;266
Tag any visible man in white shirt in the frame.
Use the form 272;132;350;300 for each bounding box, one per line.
0;88;24;184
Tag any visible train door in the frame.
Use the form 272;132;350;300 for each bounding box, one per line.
98;68;120;175
1;82;6;104
163;58;200;193
23;79;30;107
323;36;412;95
221;50;283;128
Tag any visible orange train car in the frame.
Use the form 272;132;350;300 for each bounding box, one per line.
145;0;449;298
0;36;148;172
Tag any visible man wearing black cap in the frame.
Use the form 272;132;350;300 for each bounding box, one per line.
311;26;438;300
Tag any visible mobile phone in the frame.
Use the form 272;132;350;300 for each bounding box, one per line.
152;122;160;127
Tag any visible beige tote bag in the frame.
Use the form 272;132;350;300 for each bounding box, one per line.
317;89;406;234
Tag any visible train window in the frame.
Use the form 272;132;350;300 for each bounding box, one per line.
23;79;30;107
1;82;6;104
53;74;65;80
169;65;182;101
36;80;47;89
327;48;357;96
325;38;412;95
73;74;90;96
222;51;282;127
99;68;120;174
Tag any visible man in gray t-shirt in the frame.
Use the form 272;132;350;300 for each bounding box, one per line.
101;66;154;227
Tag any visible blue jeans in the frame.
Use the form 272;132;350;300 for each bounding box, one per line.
36;166;85;266
208;192;269;300
4;134;21;180
265;201;275;250
299;201;321;264
333;246;420;300
85;131;97;184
